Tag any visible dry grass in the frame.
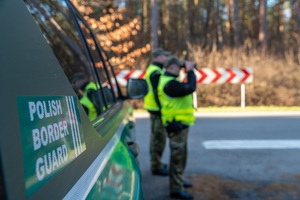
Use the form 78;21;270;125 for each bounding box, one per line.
127;46;300;109
187;45;300;107
188;174;300;200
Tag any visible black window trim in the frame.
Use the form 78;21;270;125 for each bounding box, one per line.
65;1;110;113
68;1;124;101
67;1;124;100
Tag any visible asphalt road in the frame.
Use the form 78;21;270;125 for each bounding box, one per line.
134;112;300;200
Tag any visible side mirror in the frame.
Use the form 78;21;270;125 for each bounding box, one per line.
126;78;148;99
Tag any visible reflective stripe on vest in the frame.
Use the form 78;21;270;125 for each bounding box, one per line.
158;75;195;126
80;82;98;121
144;64;163;111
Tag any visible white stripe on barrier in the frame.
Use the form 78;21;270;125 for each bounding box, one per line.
115;67;253;86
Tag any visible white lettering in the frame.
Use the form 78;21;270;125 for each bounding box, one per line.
43;101;51;118
49;101;53;117
31;120;69;150
28;101;36;121
36;157;45;181
62;144;68;161
56;100;62;115
51;100;57;116
59;121;64;138
35;145;69;181
57;146;63;165
63;121;69;136
53;123;59;140
47;124;54;143
36;101;44;119
44;153;52;174
40;126;48;147
28;100;63;121
32;129;41;151
52;150;58;170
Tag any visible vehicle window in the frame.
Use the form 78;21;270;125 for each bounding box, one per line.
24;0;105;121
76;18;116;109
100;51;121;99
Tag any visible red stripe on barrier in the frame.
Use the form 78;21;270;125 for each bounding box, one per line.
138;70;146;79
226;69;236;83
198;69;207;83
240;68;250;82
115;71;120;76
212;69;221;83
115;68;253;84
124;70;134;81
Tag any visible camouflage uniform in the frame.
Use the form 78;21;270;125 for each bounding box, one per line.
157;55;196;196
150;114;167;171
144;48;171;172
168;127;188;192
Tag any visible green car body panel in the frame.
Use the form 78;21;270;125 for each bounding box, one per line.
0;0;144;199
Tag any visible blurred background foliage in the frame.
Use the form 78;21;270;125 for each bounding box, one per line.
71;0;300;107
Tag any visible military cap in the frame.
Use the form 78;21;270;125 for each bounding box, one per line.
72;72;86;83
152;48;171;57
164;55;184;68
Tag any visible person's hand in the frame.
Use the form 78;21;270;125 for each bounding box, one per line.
184;61;196;71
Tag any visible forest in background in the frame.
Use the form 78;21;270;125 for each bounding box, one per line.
72;0;300;107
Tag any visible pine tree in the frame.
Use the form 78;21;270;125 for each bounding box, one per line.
71;0;150;70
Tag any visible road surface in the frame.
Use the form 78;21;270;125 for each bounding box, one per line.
134;112;300;200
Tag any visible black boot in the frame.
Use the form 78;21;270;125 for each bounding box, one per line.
183;179;193;188
170;191;194;199
151;164;168;176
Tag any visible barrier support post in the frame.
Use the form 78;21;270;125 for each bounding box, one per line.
241;84;246;108
193;92;198;110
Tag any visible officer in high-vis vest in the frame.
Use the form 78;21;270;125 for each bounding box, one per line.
72;73;101;121
158;55;196;199
144;48;171;176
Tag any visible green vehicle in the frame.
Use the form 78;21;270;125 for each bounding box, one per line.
0;0;147;199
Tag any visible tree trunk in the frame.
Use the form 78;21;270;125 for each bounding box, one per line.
240;0;245;44
182;0;190;45
204;1;213;48
229;0;242;47
216;0;223;49
259;0;267;54
297;0;300;33
151;0;158;49
225;0;233;47
143;0;149;34
208;0;215;49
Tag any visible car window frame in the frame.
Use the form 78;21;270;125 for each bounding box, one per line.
68;3;122;105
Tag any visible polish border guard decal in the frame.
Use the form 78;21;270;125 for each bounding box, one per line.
17;96;86;196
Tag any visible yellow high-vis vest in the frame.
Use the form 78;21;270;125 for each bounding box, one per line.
158;75;195;126
144;64;163;111
80;82;98;121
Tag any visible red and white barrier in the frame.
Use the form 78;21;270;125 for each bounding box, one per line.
195;67;253;84
115;68;253;86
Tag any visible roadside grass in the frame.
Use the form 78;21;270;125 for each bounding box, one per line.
195;106;300;112
134;106;300;113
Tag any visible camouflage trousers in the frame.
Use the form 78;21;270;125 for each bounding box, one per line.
150;114;167;171
168;127;189;193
